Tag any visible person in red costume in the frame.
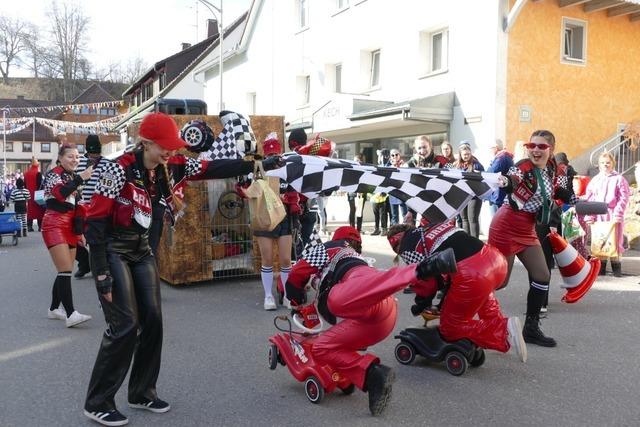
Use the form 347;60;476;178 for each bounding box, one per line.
83;113;283;426
24;157;45;231
285;226;457;416
489;130;577;348
386;221;527;362
250;133;303;310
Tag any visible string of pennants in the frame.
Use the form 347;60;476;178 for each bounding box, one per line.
0;115;125;135
7;100;124;114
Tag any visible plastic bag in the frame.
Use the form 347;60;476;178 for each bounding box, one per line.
590;221;618;258
561;208;585;243
244;161;286;231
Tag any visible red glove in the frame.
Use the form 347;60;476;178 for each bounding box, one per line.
235;182;250;199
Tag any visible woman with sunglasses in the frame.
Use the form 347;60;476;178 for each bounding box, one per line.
42;143;94;327
83;113;283;426
488;130;576;348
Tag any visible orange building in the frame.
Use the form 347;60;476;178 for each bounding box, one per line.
506;0;640;162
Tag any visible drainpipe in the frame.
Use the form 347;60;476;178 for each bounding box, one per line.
503;0;529;33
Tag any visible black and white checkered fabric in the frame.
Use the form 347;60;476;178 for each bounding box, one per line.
300;229;323;258
302;240;330;268
94;162;127;199
400;250;425;265
266;154;501;225
207;111;257;160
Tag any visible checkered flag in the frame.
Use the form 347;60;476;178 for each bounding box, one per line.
266;154;502;225
300;229;324;258
207;111;257;159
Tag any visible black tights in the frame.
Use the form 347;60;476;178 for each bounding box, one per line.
501;245;550;316
460;198;482;238
50;272;74;316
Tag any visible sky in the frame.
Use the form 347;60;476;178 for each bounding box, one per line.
1;0;251;77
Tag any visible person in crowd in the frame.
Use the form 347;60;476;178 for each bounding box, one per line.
386;220;527;362
42;144;94;327
4;178;15;208
489;130;576;348
288;129;319;245
388;149;407;225
439;140;455;164
446;142;485;238
250;134;300;310
285;226;457;416
9;178;30;237
583;152;630;277
347;153;365;229
83;113;283;426
24;158;45;232
74;135;111;278
370;149;390;235
487;139;514;215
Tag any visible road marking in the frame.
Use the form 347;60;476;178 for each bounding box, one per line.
0;337;75;363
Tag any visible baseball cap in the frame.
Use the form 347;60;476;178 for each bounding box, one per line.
139;113;188;150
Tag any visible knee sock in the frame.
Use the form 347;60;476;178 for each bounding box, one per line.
261;266;273;298
280;266;291;298
49;276;62;311
526;280;549;315
56;272;75;317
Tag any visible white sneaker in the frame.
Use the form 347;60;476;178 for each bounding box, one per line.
66;311;92;328
540;306;548;313
264;295;277;311
507;316;527;363
47;307;67;320
283;296;292;310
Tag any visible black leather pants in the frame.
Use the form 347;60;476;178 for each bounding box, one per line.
85;236;163;412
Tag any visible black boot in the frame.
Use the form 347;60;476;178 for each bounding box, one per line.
598;260;607;276
22;229;27;237
415;247;457;280
523;314;557;347
611;261;622;278
365;364;395;416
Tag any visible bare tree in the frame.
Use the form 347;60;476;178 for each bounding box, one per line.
0;17;28;83
120;56;148;85
21;23;51;78
47;1;90;100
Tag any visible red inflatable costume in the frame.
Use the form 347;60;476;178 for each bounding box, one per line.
285;226;456;415
387;221;526;361
24;161;45;231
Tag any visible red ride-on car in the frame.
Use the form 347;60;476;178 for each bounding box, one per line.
268;315;355;404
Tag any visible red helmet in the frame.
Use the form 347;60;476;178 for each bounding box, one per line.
332;226;361;243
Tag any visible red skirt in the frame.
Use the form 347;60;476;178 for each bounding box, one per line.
488;205;539;257
42;210;80;248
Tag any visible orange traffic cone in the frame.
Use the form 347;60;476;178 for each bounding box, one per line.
548;231;600;304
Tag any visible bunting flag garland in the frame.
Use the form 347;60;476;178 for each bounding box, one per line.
0;118;35;135
7;100;123;114
0;115;125;136
266;154;502;225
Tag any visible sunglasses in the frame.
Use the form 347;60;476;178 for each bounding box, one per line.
524;142;551;150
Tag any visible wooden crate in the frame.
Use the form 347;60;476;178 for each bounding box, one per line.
127;114;285;285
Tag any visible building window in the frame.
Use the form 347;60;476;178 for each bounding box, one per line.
22;142;32;152
296;75;311;106
419;28;448;76
142;82;153;102
337;0;349;8
370;49;380;88
77;144;85;154
41;143;51;153
562;18;587;64
247;92;257;115
297;0;309;29
159;72;166;90
335;63;342;93
6;141;13;152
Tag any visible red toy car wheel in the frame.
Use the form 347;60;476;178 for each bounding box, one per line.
268;344;278;370
304;376;324;404
445;351;468;376
394;342;416;365
470;349;485;368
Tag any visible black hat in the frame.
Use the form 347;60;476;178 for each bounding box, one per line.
288;128;307;151
86;134;102;154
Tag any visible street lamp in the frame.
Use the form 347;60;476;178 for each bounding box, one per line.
197;0;224;112
2;107;9;182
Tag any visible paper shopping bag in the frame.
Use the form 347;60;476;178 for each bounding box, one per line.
244;161;286;231
590;221;618;258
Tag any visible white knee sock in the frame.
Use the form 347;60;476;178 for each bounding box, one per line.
261;266;273;298
280;266;291;298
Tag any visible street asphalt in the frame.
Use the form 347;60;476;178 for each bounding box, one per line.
1;230;639;427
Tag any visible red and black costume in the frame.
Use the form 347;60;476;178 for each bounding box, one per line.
395;222;511;352
285;236;421;391
41;165;84;248
24;163;45;231
84;150;256;414
488;157;576;347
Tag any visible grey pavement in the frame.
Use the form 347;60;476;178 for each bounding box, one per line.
1;230;640;427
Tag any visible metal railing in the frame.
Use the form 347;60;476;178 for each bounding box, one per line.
589;130;639;177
